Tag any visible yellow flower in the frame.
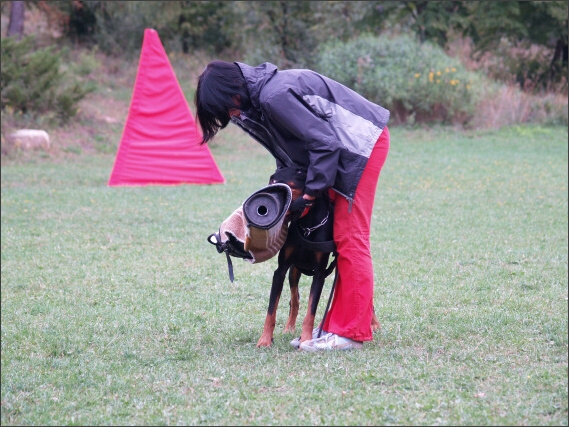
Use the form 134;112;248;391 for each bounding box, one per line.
436;71;442;76
451;67;457;72
414;73;420;78
445;68;450;73
429;71;434;82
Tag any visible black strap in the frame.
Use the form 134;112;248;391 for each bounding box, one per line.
288;221;337;279
225;251;234;283
207;232;243;283
324;257;337;278
317;263;338;338
288;221;336;253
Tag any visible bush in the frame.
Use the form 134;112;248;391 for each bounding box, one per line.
315;33;488;126
0;36;95;124
470;85;568;129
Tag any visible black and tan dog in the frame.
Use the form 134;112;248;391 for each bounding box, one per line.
256;166;380;348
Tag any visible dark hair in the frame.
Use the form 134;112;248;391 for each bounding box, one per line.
194;60;251;145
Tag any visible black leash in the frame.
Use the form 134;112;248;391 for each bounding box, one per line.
317;259;337;339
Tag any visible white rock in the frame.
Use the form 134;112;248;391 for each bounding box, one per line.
7;129;50;150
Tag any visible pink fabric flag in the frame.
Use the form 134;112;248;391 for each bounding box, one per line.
108;28;225;186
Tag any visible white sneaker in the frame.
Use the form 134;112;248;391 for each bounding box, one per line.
299;332;363;352
290;327;325;349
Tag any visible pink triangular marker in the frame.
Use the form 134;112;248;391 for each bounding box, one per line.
108;28;225;186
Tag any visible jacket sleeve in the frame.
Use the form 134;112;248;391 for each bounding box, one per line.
261;89;341;197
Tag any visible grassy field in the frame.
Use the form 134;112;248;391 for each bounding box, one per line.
1;123;567;425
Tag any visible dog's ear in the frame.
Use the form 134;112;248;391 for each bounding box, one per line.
268;168;282;184
270;166;307;187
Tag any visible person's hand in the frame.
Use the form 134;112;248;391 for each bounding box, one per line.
288;195;315;221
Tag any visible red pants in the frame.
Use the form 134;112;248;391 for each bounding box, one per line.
322;126;390;341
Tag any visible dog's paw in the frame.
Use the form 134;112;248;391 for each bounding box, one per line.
256;336;274;348
371;318;381;333
283;324;296;333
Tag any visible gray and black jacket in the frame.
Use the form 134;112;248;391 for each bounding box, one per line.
231;62;390;209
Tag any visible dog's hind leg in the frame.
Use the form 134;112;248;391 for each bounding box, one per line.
371;305;381;332
283;266;301;333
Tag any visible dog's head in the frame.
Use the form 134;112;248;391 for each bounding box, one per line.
269;166;307;201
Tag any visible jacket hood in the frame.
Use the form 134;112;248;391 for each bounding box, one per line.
235;62;278;110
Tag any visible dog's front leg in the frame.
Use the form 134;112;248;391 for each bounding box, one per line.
256;258;290;347
283;266;301;333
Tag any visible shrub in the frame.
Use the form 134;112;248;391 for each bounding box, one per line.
315;33;488;126
470;85;568;129
0;36;95;124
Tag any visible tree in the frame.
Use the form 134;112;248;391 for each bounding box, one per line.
1;35;95;122
6;1;25;40
231;1;372;69
461;1;568;91
368;1;466;44
172;1;231;54
231;1;316;68
361;1;567;92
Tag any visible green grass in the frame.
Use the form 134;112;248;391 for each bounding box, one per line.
1;124;567;425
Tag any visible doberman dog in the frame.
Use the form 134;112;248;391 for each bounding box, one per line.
256;166;381;348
